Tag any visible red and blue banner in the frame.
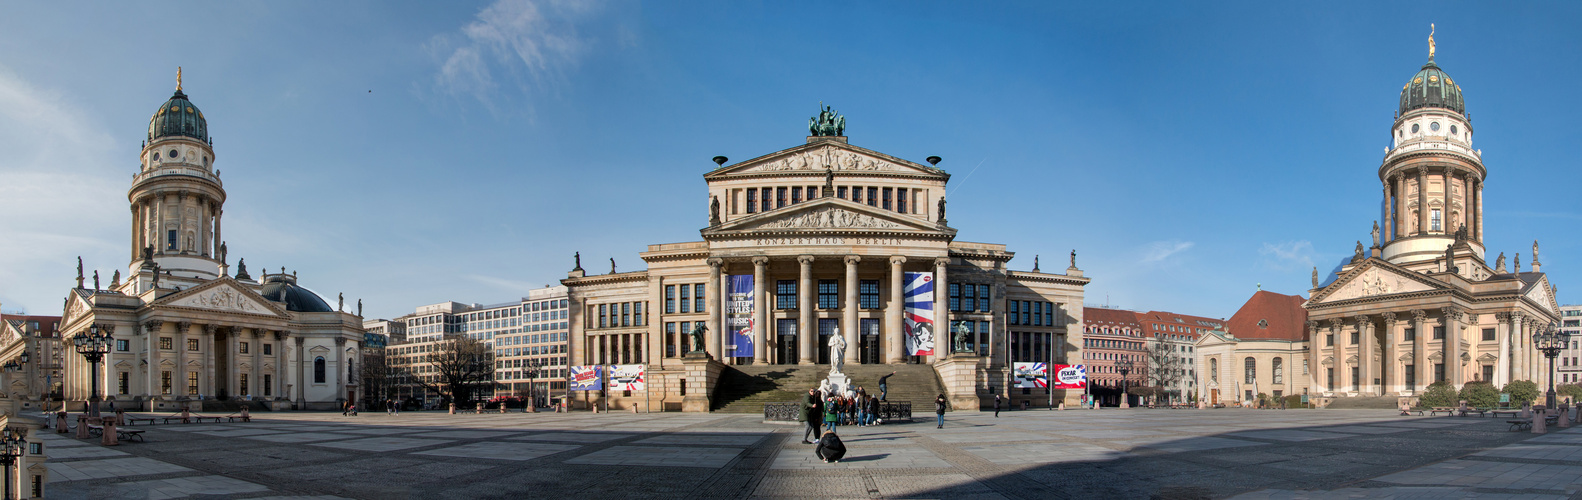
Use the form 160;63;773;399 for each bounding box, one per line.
570;365;603;391
609;364;646;391
1013;362;1048;388
1052;364;1087;390
903;272;935;356
725;275;755;358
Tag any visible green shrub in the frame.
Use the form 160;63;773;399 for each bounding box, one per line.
1458;381;1499;408
1284;394;1305;409
1557;384;1582;402
1417;381;1457;408
1503;380;1540;406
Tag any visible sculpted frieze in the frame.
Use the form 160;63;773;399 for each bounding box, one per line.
757;207;899;230
172;286;265;313
744;146;900;173
1322;268;1432;302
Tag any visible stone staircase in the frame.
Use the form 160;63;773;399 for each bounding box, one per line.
1323;395;1400;409
712;364;945;413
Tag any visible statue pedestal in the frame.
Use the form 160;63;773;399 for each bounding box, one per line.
935;352;984;412
821;373;852;396
682;353;723;413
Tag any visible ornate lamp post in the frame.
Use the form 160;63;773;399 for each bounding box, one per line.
73;324;112;417
0;425;26;500
1114;359;1134;407
1532;322;1570;408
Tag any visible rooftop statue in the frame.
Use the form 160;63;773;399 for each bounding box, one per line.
808;102;846;137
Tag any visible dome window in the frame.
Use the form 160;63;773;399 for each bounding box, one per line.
168;149;179;159
1411;124;1420;134
152;152;160;161
1450;125;1458;135
203;156;209;167
1430;122;1440;132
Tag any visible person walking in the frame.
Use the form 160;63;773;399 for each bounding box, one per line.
386;398;395;416
878;372;895;401
993;394;1002;418
801;388;822;444
935;394;948;429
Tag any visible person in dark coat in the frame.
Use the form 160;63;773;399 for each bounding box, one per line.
878;372;895;401
815;430;846;463
993;394;1002;417
867;393;880;425
935;394;948;429
801;388;822;444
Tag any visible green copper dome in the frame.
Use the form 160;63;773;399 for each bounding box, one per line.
147;89;209;143
1398;60;1465;117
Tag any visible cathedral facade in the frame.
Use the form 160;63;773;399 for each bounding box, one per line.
1304;36;1561;399
50;74;365;412
564;110;1089;412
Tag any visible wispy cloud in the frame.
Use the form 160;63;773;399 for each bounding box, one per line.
428;0;600;110
0;64;121;313
1259;240;1316;270
464;274;542;294
1140;240;1194;263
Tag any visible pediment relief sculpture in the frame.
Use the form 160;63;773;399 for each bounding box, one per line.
757;206;900;230
1319;266;1434;303
172;285;266;313
743;145;903;173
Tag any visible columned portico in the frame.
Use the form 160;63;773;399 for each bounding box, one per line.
752;257;769;365
797;255;814;365
886;256;906;364
842;255;860;365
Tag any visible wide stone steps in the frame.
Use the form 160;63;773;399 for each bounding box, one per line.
712;364;944;413
1323;395;1400;409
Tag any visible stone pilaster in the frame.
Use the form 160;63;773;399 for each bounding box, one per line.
1412;310;1428;390
886;256;906;364
1380;312;1397;394
1355;315;1373;395
796;255;815;365
842;255;860;365
752;257;768;365
705;258;723;361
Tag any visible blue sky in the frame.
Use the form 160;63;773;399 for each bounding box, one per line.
1;2;1578;321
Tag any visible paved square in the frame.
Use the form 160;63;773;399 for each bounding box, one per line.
36;408;1582;499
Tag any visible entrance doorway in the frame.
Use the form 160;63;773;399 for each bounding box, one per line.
859;319;880;364
776;319;797;364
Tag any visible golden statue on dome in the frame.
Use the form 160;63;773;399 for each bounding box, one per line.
177;66;183;91
1428;24;1436;59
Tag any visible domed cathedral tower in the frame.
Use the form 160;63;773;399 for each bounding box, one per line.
1379;26;1487;273
127;68;227;289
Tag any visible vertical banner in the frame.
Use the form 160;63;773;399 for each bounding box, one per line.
1013;362;1049;388
902;272;935;356
1050;364;1088;390
725;274;755;358
609;364;646;391
570;365;603;391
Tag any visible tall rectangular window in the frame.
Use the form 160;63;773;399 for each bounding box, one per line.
1432;326;1444;340
1327;368;1334;389
948;283;962;312
161;371;172;394
665;285;676;314
621;303;631;327
1404;328;1415;341
963;283;976;311
818;280;839;309
263;344;272;355
1431;209;1442;231
1433;363;1445;382
188;371;199;395
1482;328;1495;341
859;280;879;309
160;337;172;350
1033;302;1043;326
1350;331;1359;344
896;189;907;213
1351;367;1360;391
118;372;129;395
666;322;677;357
679;285;690;313
978;285;990;312
882;187;892;210
239;342;249;354
188;338;199;351
746;189;757;213
867;187;878;206
792;186;803;204
1021;301;1031;325
1045;302;1054;326
240;373;249;395
837;186;847;199
633;302;643;326
1009;300;1020;325
167;229;177;250
598;304;607;328
264;374;272;396
1326;334;1334;346
777;187;787;208
851;186;862;204
777;280;797;309
1404;365;1416;390
116;339;129;352
694;284;706;313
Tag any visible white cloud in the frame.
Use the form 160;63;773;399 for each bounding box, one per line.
1259;240;1316;270
429;0;599;109
464;274;540;294
1140;240;1194;263
0;65;122;313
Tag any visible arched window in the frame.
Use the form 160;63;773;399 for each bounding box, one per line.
1244;357;1256;385
1210;358;1218;382
314;356;326;384
1272;357;1284;385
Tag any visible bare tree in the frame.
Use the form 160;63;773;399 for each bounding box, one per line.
403;336;494;407
360;349;392;409
1145;340;1184;404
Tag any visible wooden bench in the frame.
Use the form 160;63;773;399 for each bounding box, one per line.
117;429;145;442
86;424;104;437
123;416;156;426
1490;410;1520;418
1508;419;1532;431
1461;409;1488;417
161;415;190;424
224;413;250;423
1429;408;1458;416
1400;408;1424;416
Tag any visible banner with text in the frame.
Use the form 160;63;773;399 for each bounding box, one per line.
609;364;646;391
903;272;936;356
1012;362;1048;388
570;365;603;391
725;274;755;358
1051;364;1087;390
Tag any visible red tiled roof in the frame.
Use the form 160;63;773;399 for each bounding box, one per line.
1082;307;1141;329
1136;311;1224;341
1225;290;1308;341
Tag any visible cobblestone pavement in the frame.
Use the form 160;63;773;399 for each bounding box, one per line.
34;408;1582;499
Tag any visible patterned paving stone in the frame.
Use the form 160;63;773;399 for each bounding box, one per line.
312;437;453;452
413;441;580;460
566;445;744;467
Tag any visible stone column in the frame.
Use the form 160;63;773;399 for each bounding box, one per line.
1474;180;1483;241
204;324;218;396
295;337;306;407
1383;178;1394;241
1356;315;1373;395
213;209;223;258
1412;310;1428;390
145;321;162;405
886;256;907;364
1329;319;1343;393
275;331;287;399
751;257;769;365
176;191;188;253
129;205;139;262
1416;167;1428;235
251;331;262;398
934;257;949;362
176;321;191;396
1443;307;1462;387
797;255;815;365
705;258;723;361
1495;312;1511;386
1307;320;1321;393
1381;313;1397;395
335;337;347;404
843;256;860;365
227;327;240;396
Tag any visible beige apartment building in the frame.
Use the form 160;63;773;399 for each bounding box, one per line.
564;111;1089;412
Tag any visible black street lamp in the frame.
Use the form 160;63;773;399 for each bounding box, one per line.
0;425;26;500
1532;321;1570;409
73;324;112;417
1114;359;1134;407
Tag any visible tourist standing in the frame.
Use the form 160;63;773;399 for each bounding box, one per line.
878;371;895;401
855;394;868;427
867;393;880;425
801;388;821;444
935;394;948;429
824;394;842;434
993;394;1002;417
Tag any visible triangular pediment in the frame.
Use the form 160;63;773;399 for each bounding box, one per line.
152;278;289;318
706;197;952;237
1522;275;1559;315
1307;260;1441;306
705;140;946;178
